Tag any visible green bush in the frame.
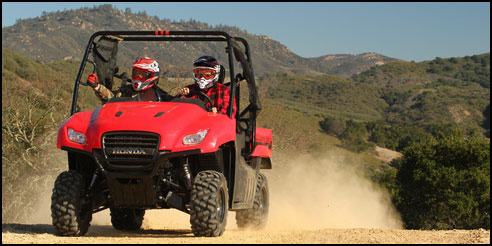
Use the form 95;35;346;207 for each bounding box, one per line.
394;128;490;229
319;116;346;137
381;90;411;106
340;120;373;152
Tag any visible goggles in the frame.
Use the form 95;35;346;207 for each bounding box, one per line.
132;69;153;81
193;68;216;80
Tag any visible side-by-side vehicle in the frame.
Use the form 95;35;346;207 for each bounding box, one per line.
51;30;272;237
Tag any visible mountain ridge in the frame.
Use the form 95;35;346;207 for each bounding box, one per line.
2;4;400;77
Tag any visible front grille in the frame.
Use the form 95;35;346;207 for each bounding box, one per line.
102;132;160;160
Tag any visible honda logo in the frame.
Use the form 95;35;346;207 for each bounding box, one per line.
111;148;147;155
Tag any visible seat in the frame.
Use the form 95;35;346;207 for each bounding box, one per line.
217;65;225;84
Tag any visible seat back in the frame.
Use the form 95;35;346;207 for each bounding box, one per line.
217;65;226;84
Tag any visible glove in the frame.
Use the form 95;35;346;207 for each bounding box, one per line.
87;73;99;88
179;87;190;96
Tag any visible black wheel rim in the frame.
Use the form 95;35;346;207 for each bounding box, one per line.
259;187;267;215
217;188;226;223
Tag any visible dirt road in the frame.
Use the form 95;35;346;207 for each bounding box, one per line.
3;188;489;244
2;220;490;244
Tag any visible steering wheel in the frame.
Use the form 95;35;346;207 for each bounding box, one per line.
186;89;214;112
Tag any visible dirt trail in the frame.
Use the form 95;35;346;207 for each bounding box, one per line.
2;221;489;244
2;152;490;243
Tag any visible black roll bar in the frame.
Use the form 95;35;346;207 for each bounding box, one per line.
233;37;259;155
71;30;237;117
123;37;228;42
71;30;259;157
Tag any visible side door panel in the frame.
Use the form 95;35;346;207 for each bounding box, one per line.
230;134;257;210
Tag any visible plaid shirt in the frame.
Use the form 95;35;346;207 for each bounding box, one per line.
184;83;236;115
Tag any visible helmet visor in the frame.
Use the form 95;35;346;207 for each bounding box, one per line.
132;68;152;81
193;68;216;80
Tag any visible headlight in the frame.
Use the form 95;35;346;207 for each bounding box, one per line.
183;130;208;146
68;128;87;144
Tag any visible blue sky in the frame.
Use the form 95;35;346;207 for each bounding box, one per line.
2;2;490;62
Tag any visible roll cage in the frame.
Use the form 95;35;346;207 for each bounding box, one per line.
70;30;262;156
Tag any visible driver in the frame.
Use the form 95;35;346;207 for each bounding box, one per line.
87;57;173;103
176;56;236;115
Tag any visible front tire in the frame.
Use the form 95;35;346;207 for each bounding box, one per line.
110;208;145;231
51;170;93;236
189;170;229;237
236;172;269;230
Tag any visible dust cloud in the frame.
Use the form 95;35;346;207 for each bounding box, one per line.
26;151;403;232
263;152;403;231
136;151;404;232
29;190;54;224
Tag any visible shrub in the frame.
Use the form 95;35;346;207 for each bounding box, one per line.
394;128;490;229
340;120;373;152
319;116;346;137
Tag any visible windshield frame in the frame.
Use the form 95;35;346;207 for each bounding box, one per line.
71;31;239;118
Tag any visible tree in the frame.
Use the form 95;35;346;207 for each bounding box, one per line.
434;57;444;64
394;128;490;229
426;66;439;74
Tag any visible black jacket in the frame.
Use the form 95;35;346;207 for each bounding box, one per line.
118;84;173;102
153;85;173;102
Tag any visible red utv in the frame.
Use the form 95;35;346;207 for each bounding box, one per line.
51;31;272;237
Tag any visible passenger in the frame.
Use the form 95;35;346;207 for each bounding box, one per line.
176;56;236;114
87;57;173;103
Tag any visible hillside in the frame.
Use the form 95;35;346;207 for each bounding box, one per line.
262;54;490;138
2;48;74;222
308;53;401;78
353;54;490;133
1;4;398;77
261;73;387;122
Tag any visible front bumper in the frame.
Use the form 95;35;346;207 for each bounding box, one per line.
61;145;200;208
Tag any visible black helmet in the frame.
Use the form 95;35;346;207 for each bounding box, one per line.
193;56;218;67
192;56;221;89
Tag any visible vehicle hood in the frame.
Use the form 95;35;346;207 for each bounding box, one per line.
60;101;235;153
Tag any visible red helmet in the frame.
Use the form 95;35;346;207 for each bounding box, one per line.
131;57;160;91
